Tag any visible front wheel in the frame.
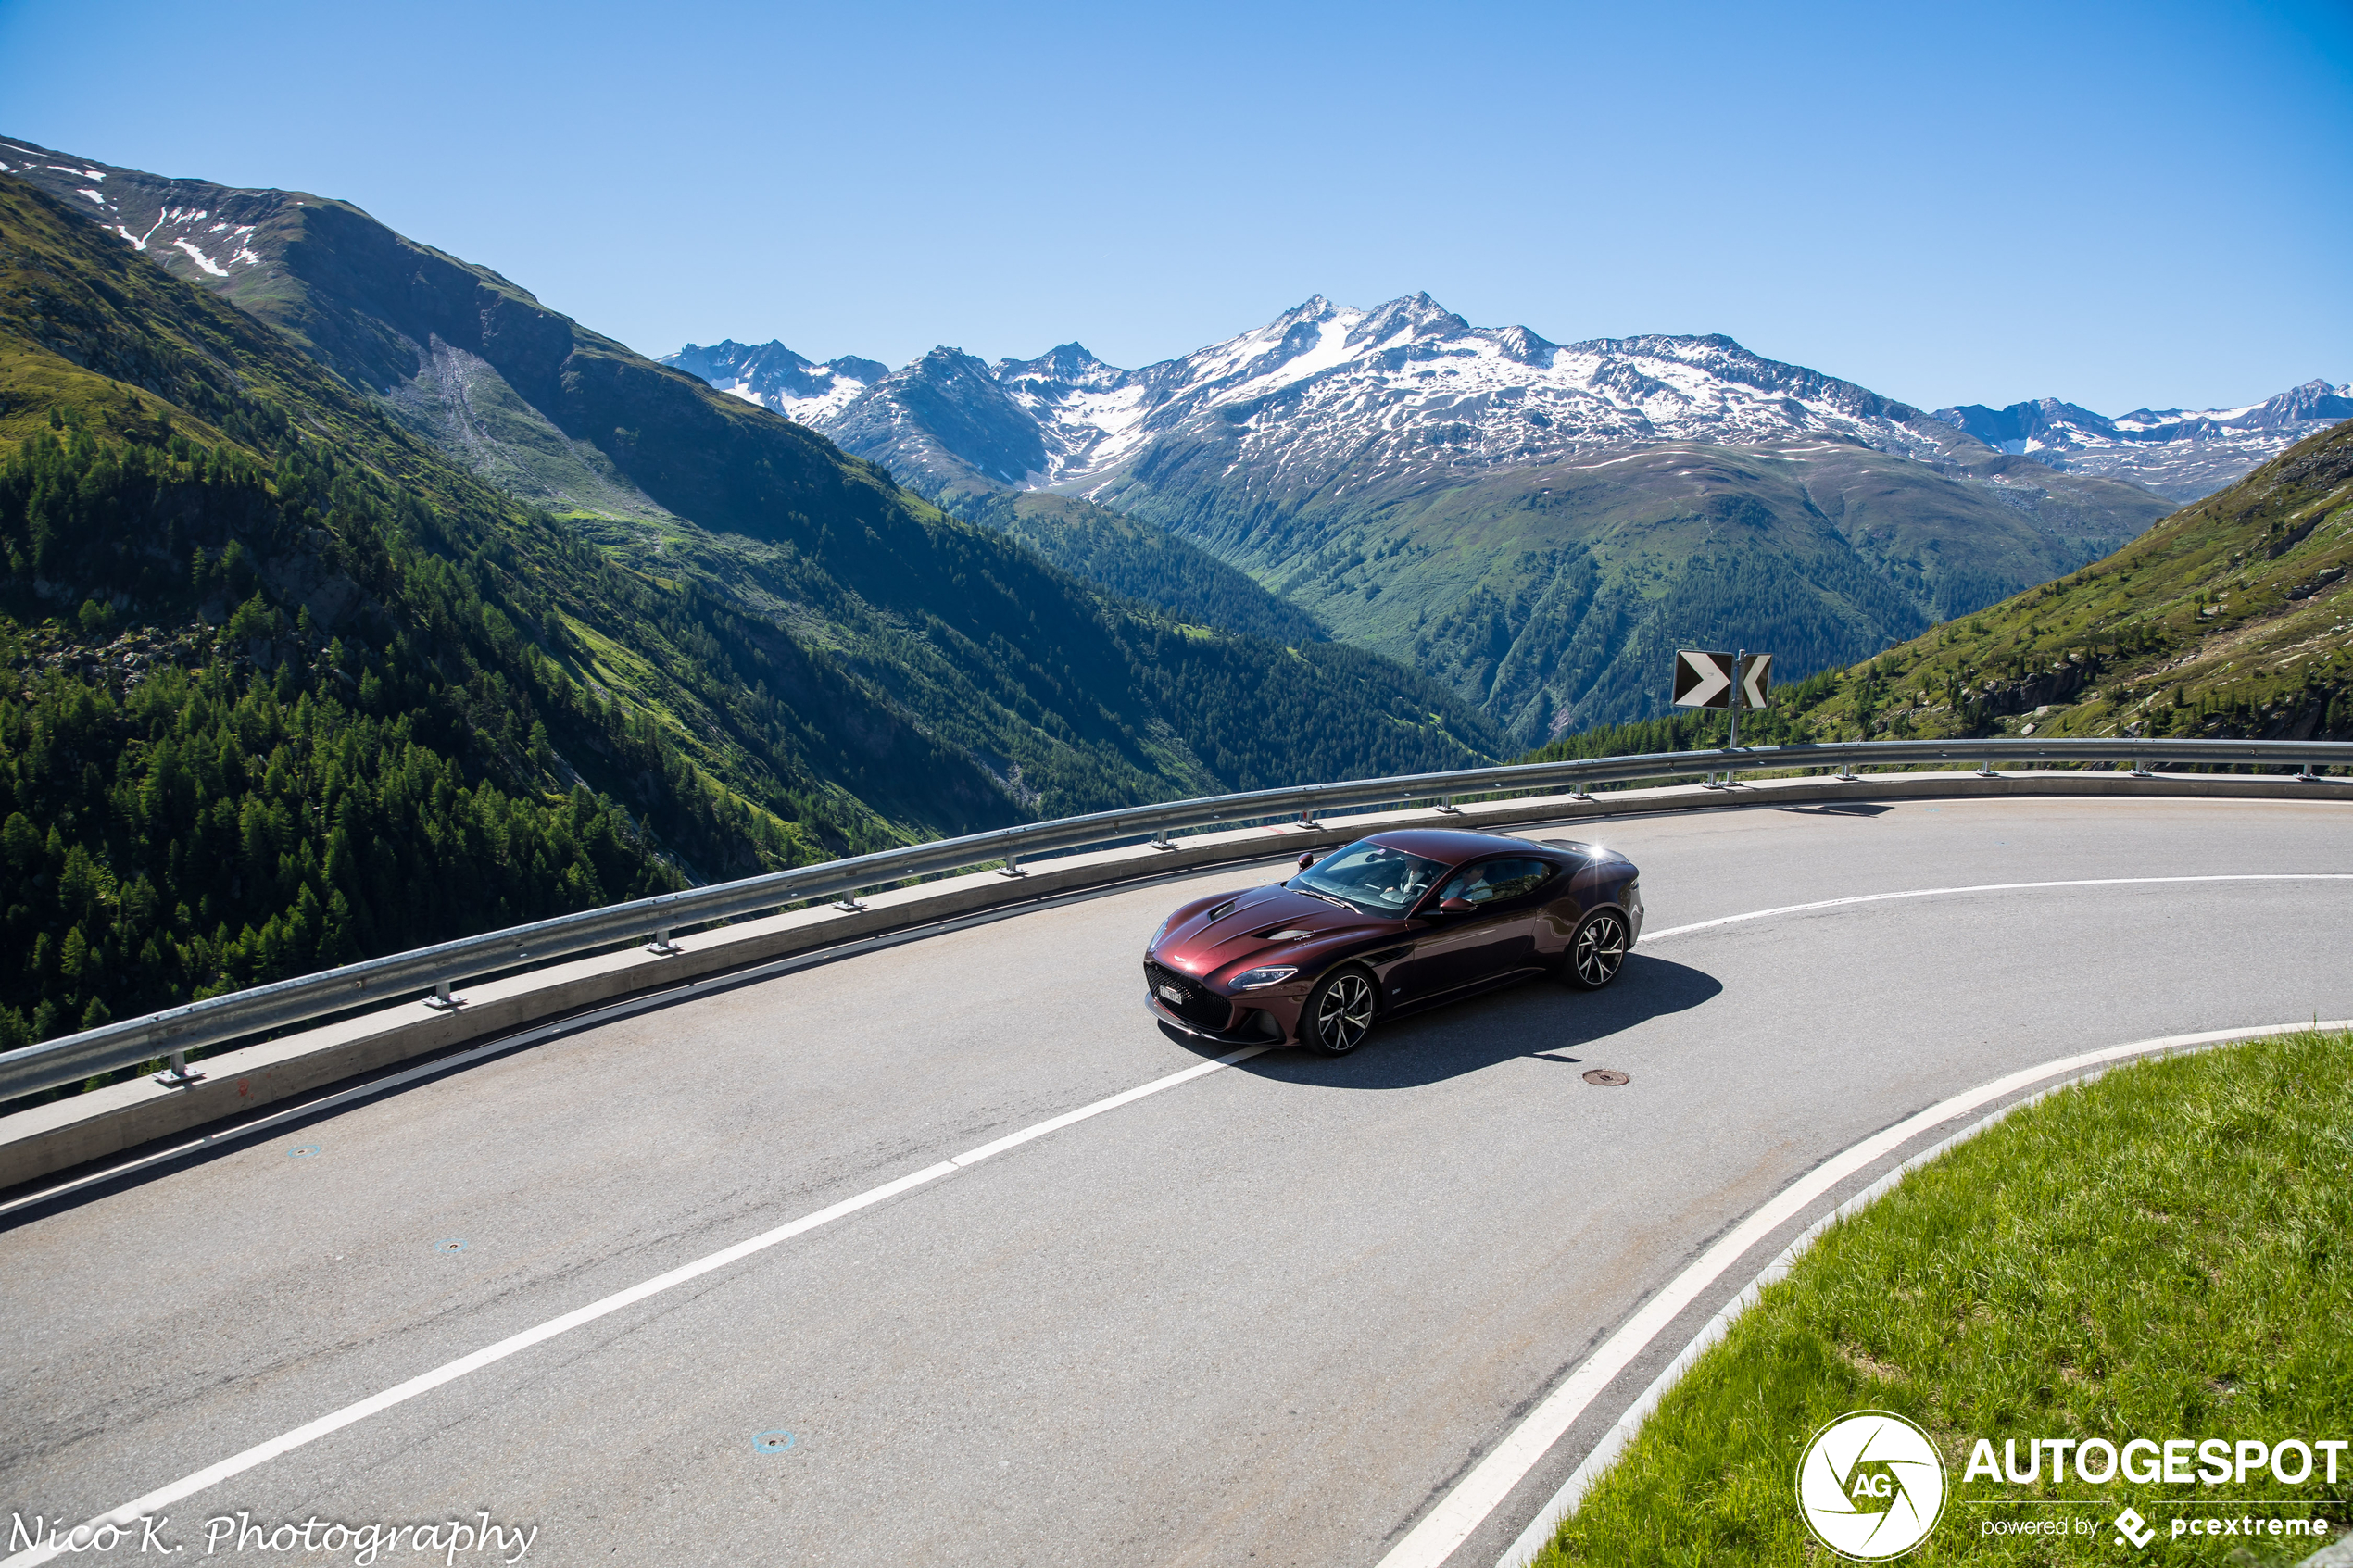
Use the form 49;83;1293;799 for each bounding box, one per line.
1563;909;1630;990
1302;967;1378;1055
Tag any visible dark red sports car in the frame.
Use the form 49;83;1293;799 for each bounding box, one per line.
1143;827;1642;1055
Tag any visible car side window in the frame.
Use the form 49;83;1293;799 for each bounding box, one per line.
1483;859;1554;901
1436;858;1553;907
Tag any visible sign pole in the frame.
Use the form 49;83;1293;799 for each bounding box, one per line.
1729;647;1744;752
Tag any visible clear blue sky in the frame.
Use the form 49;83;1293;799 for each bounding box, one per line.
4;0;2347;413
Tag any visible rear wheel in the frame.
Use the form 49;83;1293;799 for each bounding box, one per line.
1302;967;1378;1055
1563;909;1629;990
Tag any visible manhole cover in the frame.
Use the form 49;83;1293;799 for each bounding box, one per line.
1582;1069;1630;1087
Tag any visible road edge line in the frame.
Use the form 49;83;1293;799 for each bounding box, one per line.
1374;1019;2353;1568
1638;873;2353;944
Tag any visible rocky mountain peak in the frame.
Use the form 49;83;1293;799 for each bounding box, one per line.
2255;379;2353;427
1351;291;1470;345
1488;324;1558;367
997;341;1124;393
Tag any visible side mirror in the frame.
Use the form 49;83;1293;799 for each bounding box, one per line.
1297;852;1316;871
1439;897;1475;915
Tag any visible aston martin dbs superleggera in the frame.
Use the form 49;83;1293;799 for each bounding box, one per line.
1142;827;1642;1056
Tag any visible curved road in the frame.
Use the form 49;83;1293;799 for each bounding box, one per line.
6;796;2352;1567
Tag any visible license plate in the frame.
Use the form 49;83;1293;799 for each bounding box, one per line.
1157;984;1186;1005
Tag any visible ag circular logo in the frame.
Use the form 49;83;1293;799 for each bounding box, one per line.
1796;1410;1946;1560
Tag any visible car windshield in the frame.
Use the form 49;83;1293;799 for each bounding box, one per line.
1293;841;1451;914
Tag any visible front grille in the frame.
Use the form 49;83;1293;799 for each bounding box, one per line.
1145;960;1234;1031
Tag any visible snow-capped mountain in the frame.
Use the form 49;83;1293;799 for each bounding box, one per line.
1017;294;1959;497
692;293;1967;500
1933;383;2353;501
665;340;888;429
685;293;2341;514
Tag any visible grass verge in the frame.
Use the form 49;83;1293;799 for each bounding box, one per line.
1537;1027;2353;1566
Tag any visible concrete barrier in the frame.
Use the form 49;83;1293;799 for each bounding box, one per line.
3;767;2344;1195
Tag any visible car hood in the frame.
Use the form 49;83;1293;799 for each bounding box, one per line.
1151;883;1399;980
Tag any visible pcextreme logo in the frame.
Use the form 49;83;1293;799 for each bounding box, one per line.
1797;1411;1948;1561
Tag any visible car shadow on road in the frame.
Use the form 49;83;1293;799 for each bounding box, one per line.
1157;953;1722;1090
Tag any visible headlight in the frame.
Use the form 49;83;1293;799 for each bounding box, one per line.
1147;914;1174;953
1227;966;1298;992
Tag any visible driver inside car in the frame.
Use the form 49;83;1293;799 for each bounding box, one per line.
1437;865;1494;906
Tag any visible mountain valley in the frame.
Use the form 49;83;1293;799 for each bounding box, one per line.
672;296;2271;741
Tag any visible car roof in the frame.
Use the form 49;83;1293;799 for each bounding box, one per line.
1357;827;1583;863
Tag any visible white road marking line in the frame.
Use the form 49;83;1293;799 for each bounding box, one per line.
952;1053;1251;1166
0;1045;1270;1568
1642;873;2353;944
1377;1020;2353;1568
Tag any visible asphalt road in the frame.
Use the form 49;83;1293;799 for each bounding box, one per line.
6;796;2351;1567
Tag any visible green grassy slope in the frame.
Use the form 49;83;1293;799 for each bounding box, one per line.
1516;418;2353;762
1785;417;2352;746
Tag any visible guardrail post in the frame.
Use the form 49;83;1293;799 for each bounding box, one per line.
1568;776;1592;801
1976;758;1998;778
998;852;1026;879
1436;795;1462;814
2130;756;2155;779
1151;827;1175;850
1296;807;1317;828
2296;760;2322;783
833;895;867;911
151;1047;204;1088
644;926;682;957
1835;763;1859;782
424;979;465;1011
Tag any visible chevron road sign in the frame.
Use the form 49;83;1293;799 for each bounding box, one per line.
1674;649;1774;711
1676;647;1773;751
1673;649;1736;709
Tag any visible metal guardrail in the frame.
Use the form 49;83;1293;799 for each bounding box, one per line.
5;736;2347;1105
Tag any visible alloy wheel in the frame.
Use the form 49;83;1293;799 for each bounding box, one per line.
1571;911;1629;988
1314;971;1376;1054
